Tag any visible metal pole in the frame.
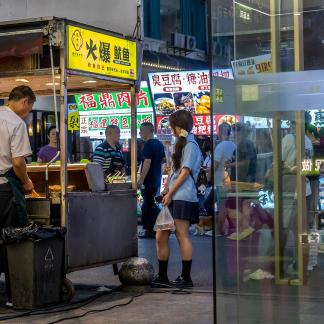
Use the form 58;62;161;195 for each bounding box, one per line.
130;86;137;189
292;0;306;286
270;0;286;285
60;24;68;227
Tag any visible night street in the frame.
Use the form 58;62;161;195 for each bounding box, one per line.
0;231;214;323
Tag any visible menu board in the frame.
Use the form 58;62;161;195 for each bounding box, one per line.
79;113;153;139
148;69;234;137
74;82;154;138
148;69;233;116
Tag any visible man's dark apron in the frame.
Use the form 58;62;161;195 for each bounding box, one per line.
0;168;28;227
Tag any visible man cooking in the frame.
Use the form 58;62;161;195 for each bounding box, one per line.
93;125;126;178
0;85;36;306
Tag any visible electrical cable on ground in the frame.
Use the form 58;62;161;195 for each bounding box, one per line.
0;286;122;322
0;285;213;322
46;293;143;324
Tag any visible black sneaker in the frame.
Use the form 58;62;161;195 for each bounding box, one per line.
172;276;194;289
148;231;156;238
151;274;171;288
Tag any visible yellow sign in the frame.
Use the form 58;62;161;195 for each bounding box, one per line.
67;25;137;80
68;111;80;131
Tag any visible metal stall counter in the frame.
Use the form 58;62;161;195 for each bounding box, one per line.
27;163;137;272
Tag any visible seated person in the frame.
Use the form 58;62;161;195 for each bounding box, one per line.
37;126;59;163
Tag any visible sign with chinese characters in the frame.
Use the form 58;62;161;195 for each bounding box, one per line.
192;115;215;135
314;110;324;128
243;117;290;129
156;114;239;137
67;24;137;80
235;3;252;23
67;103;79;131
68;112;80;131
75;85;152;115
79;113;153;139
301;159;324;173
148;69;233;117
231;54;272;76
75;82;153;139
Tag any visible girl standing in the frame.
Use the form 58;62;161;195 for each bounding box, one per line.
152;110;202;288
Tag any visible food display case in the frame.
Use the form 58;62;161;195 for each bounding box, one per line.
0;17;140;274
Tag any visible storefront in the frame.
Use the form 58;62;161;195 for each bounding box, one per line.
209;1;324;323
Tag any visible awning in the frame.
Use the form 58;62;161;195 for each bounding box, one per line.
141;50;208;79
0;33;43;59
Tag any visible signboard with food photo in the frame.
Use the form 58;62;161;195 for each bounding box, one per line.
149;70;234;137
148;69;233;117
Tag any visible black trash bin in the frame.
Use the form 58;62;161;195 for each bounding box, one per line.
5;227;65;309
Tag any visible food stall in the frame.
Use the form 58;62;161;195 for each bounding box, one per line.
0;17;140;273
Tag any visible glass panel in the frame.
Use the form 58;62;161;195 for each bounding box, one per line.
160;0;181;41
210;1;324;323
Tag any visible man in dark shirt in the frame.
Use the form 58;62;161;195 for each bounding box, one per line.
93;125;125;179
138;122;166;238
230;123;257;182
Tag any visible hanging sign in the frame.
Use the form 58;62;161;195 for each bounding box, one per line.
75;82;154;138
74;86;152;115
67;24;137;80
79;113;153;139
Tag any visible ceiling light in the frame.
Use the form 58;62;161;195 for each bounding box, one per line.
82;80;97;84
15;78;29;83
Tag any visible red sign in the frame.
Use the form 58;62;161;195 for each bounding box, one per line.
156;114;240;137
192;115;214;135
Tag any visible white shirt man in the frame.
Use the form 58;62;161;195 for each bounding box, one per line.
0;106;32;184
0;85;35;305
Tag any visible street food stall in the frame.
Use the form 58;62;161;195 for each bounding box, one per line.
0;17;140;274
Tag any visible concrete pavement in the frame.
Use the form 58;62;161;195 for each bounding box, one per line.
0;232;214;324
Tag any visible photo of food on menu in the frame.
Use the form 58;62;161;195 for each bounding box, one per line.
154;91;211;116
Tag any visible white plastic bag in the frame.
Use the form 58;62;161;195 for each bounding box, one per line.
154;207;175;231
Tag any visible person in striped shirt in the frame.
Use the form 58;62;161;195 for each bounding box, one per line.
93;125;125;177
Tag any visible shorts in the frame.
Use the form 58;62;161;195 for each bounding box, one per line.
169;200;199;224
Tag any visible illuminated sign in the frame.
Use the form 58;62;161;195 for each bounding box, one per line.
74;82;153;138
67;24;137;80
301;159;324;173
231;54;272;76
148;69;233;117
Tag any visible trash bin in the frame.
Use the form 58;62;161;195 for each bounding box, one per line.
5;226;65;309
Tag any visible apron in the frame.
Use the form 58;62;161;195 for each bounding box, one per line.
0;168;28;227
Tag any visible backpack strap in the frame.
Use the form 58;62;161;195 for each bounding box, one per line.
189;170;199;195
185;141;201;196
